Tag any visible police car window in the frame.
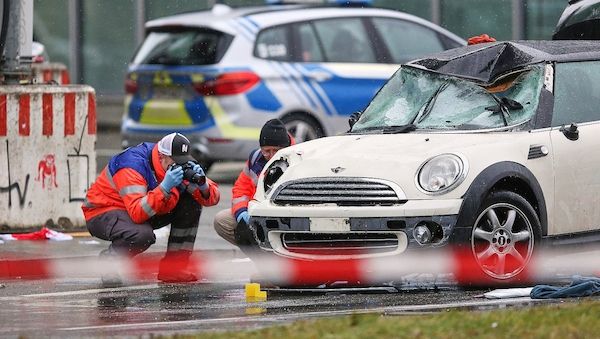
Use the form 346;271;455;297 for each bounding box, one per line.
255;25;291;61
552;61;600;126
297;23;324;62
371;18;445;64
133;29;228;66
312;18;376;63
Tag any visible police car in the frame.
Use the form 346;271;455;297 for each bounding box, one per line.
121;2;465;169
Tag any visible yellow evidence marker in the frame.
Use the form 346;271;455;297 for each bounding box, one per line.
245;283;267;301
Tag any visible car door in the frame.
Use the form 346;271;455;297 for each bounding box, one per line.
292;17;396;133
550;61;600;234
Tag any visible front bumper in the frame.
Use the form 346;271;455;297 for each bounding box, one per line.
249;198;463;260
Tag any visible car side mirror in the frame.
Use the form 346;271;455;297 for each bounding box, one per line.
560;123;579;141
348;111;362;129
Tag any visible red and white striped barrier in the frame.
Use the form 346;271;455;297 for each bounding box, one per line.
0;85;96;229
1;248;599;286
31;63;70;85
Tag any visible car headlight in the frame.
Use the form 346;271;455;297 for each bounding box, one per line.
263;157;289;193
416;154;467;194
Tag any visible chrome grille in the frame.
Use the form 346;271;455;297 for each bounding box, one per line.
282;232;399;255
271;177;405;206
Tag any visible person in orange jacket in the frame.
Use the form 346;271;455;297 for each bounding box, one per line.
82;132;220;283
213;119;294;255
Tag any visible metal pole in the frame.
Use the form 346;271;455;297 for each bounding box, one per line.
134;0;145;47
512;0;526;40
3;0;34;84
431;0;441;25
68;0;82;84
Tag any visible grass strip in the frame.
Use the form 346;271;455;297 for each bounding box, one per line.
174;299;600;339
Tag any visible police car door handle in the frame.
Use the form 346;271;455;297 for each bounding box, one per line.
306;71;332;82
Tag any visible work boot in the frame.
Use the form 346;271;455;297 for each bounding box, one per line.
99;248;123;287
157;251;198;283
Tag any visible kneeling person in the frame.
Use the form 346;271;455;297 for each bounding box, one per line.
213;119;294;256
82;133;220;283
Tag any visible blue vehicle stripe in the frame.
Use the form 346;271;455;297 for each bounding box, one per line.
244;16;261;30
238;17;259;34
269;61;311;108
291;63;334;116
279;63;322;110
297;64;339;116
277;62;319;110
229;21;253;42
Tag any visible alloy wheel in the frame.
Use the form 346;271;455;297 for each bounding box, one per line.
471;202;534;280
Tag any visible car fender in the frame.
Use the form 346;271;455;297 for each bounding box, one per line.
452;161;548;242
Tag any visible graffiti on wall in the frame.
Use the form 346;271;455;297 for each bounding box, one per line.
35;154;58;190
1;114;92;209
0;140;31;208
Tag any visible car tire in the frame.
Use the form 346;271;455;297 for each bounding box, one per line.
457;190;541;286
281;114;324;143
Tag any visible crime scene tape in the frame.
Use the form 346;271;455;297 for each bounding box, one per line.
1;248;599;286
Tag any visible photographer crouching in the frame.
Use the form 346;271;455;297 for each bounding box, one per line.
82;133;220;284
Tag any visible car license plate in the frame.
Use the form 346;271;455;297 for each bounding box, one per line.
153;86;190;100
309;218;350;232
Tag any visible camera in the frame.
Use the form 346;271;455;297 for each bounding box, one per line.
171;162;206;185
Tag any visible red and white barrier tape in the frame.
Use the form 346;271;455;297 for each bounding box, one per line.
1;248;599;285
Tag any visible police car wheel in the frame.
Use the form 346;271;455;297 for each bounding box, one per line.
282;114;323;143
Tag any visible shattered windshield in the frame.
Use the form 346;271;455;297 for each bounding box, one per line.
351;65;544;132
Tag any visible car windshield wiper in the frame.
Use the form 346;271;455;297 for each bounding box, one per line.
411;82;449;125
381;124;417;134
352;124;417;134
485;95;523;126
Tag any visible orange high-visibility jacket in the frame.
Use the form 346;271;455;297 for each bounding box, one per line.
231;137;294;220
82;143;219;223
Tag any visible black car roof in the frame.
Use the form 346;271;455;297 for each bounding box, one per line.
407;40;600;85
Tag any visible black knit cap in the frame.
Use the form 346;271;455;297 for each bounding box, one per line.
259;119;290;147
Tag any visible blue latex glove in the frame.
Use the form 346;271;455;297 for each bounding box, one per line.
161;165;183;192
188;161;208;190
236;211;250;224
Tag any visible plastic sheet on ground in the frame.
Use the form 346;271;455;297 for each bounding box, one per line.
483;287;533;299
0;227;73;241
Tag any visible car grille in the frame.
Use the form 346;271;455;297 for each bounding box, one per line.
271;177;405;206
281;232;400;256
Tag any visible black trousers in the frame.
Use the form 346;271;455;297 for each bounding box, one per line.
87;193;202;256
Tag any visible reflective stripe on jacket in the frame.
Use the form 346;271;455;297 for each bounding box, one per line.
82;143;220;222
231;149;266;220
231;135;295;220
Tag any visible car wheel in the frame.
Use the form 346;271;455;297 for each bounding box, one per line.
466;190;541;284
281;114;324;143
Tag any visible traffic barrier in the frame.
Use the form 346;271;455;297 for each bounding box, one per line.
1;248;599;286
0;85;96;230
30;63;70;85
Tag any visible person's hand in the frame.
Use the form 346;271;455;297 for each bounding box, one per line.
188;161;204;176
161;165;183;192
188;161;209;190
236;211;250;224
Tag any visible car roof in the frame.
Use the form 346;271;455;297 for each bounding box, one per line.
408;40;600;85
145;4;464;43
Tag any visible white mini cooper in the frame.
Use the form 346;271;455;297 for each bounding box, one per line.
248;41;600;284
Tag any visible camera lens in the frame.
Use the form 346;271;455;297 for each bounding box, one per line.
183;167;206;185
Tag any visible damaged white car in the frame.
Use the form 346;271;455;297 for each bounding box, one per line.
248;41;600;284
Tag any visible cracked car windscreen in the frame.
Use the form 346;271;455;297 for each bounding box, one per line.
351;65;544;132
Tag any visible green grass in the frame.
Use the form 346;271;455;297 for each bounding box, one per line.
173;300;600;339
